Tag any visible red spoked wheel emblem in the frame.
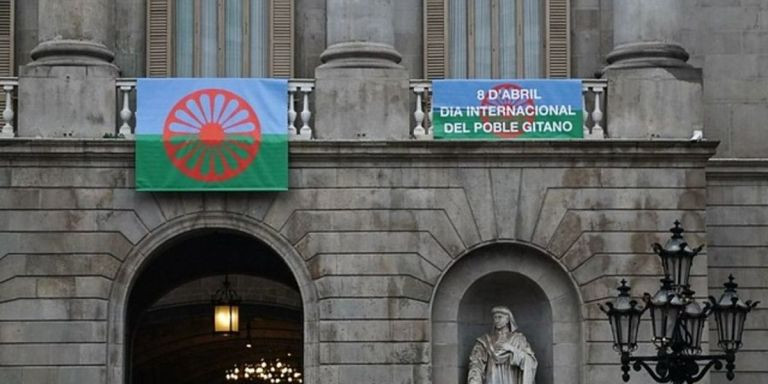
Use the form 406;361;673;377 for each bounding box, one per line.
163;89;261;182
481;83;535;139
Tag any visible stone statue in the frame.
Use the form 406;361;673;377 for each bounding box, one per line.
467;306;537;384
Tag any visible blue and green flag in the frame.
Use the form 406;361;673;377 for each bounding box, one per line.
136;78;287;191
433;79;583;140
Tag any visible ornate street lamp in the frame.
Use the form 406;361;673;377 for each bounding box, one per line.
709;275;759;379
601;222;759;384
680;287;710;356
652;221;703;289
600;280;645;352
599;280;646;381
644;276;683;349
212;275;241;335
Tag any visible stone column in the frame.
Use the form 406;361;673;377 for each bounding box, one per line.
314;0;410;140
19;0;119;138
603;0;702;139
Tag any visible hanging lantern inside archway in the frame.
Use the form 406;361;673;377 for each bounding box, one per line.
212;275;240;335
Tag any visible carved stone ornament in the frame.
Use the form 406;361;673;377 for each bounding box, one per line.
468;306;538;384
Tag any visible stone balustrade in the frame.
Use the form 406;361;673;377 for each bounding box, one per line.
287;80;315;140
411;79;609;140
0;77;607;140
114;78;316;140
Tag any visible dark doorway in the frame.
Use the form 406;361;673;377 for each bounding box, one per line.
126;230;303;384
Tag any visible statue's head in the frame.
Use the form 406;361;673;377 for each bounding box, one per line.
491;306;518;332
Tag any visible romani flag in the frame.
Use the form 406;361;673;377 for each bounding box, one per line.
136;78;287;191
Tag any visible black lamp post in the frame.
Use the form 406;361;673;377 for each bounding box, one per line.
600;221;759;384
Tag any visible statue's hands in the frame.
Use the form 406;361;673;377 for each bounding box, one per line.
507;347;525;367
504;346;521;356
494;349;512;360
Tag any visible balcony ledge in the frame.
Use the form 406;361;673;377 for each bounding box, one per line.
0;138;720;168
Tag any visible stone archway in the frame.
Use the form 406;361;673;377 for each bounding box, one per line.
431;242;583;384
106;212;319;384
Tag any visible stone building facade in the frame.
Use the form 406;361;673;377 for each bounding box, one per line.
0;1;766;384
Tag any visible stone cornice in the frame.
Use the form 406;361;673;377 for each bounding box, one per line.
0;138;719;168
288;140;718;167
0;138;133;167
706;158;768;179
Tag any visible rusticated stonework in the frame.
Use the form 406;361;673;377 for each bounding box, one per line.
0;140;717;384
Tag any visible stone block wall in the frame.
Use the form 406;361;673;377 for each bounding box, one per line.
706;161;768;384
681;0;768;158
0;140;714;384
572;0;767;157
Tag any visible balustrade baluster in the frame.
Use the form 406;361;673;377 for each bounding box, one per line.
413;85;426;138
427;92;433;138
410;82;433;139
114;79;137;138
0;84;15;137
288;86;298;137
299;85;313;140
582;89;589;132
591;88;605;139
582;81;608;139
119;85;134;138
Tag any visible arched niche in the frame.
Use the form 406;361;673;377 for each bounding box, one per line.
458;272;553;384
106;213;319;384
431;243;583;384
